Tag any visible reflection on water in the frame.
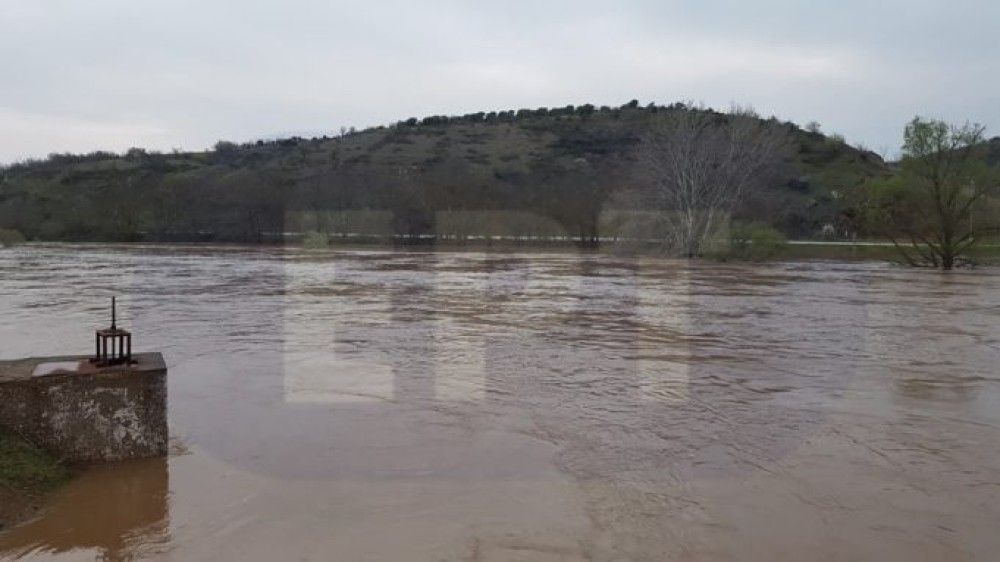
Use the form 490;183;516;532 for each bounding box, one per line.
0;244;999;561
894;375;986;402
0;458;169;561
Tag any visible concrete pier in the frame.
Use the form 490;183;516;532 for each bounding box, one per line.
0;353;167;462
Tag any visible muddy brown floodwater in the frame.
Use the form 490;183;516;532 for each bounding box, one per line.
1;244;999;561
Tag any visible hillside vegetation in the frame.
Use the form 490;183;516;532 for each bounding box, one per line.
0;101;889;244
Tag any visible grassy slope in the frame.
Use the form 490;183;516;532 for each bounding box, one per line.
0;103;890;242
0;430;70;530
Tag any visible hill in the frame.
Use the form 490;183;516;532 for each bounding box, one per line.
0;101;889;244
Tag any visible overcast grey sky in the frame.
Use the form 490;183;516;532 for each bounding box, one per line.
2;0;998;163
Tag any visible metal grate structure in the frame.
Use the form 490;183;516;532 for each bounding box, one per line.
91;297;133;366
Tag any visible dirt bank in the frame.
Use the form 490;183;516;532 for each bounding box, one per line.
0;487;41;530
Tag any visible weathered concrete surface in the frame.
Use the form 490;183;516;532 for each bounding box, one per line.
0;353;167;462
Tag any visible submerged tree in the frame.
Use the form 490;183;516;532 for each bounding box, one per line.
637;106;790;257
866;117;998;270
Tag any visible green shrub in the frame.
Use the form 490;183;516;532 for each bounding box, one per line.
727;222;788;261
0;228;26;247
301;230;329;249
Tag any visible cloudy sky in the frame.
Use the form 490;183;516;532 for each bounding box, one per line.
2;0;998;163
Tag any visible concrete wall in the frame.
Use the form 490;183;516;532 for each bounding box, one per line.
0;353;167;462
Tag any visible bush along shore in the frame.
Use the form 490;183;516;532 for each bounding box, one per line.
0;429;70;530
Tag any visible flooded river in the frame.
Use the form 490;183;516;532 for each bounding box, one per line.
1;244;999;561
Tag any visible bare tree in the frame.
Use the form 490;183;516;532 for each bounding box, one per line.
638;106;790;256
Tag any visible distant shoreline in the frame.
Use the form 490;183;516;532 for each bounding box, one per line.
5;239;1000;265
